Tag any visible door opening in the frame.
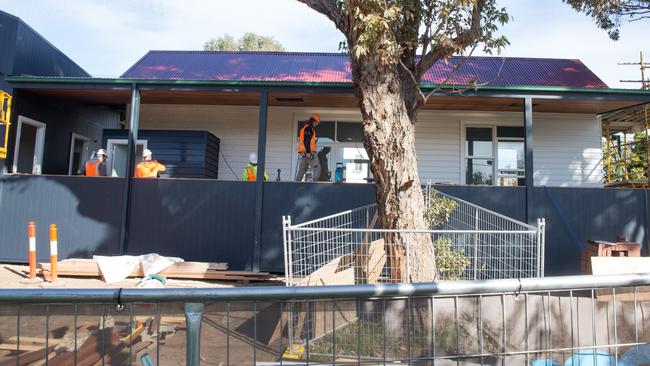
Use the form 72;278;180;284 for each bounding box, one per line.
106;139;147;177
12;116;46;174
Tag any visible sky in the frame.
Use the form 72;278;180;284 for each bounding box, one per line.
0;0;647;88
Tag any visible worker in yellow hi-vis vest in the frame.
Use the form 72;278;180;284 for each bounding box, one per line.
242;152;269;181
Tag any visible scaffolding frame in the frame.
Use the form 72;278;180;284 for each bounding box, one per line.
602;103;650;187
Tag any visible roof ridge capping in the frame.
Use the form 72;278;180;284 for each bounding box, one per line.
143;50;585;62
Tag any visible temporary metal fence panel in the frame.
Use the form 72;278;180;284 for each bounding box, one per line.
0;273;649;365
283;188;545;287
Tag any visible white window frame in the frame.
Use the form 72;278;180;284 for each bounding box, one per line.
68;133;91;175
461;122;527;186
461;124;496;185
12;115;46;174
496;136;525;186
106;138;148;177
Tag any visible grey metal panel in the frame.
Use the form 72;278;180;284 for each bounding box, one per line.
260;182;377;272
0;175;123;262
127;179;256;270
12;20;88;77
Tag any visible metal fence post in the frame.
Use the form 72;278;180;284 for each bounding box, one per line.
185;303;204;366
537;218;546;277
473;207;480;280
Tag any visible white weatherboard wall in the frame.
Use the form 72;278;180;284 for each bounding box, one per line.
136;104;603;186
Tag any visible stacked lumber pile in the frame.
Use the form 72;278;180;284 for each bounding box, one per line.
38;258;271;282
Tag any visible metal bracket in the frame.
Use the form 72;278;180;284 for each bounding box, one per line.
185;302;204;366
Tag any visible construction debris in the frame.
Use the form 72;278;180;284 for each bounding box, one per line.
38;258;270;283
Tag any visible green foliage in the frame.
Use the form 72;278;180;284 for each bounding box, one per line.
425;192;470;280
203;32;285;52
338;1;510;65
563;0;649;40
425;192;457;228
603;132;648;182
434;237;471;280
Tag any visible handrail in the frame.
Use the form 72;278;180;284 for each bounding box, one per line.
433;189;537;230
1;273;649;303
291;203;376;228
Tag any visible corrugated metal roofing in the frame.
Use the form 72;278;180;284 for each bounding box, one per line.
121;51;608;89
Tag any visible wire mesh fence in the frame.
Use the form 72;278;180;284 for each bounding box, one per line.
0;274;649;365
283;187;545;287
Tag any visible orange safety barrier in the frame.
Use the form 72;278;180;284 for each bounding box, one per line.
49;224;58;283
28;221;36;279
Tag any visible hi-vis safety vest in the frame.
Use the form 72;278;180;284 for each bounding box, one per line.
245;167;256;181
135;160;166;178
297;125;317;154
84;160;101;176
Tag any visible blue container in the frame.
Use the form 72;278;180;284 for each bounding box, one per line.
564;350;629;366
335;163;344;182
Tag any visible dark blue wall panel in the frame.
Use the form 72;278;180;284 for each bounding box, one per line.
261;182;377;272
12;18;88;77
1;175;649;276
127;179;255;270
8;91;121;175
0;175;123;261
434;185;526;221
102;129;220;179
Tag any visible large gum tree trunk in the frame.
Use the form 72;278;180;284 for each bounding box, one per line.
351;56;437;283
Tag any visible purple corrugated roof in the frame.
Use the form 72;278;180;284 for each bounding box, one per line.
121;51;608;89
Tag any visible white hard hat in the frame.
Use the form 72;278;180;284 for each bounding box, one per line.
96;149;108;157
143;149;153;158
249;152;258;164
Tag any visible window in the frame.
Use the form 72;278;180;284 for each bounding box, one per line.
496;127;525;186
465;127;494;185
464;126;526;186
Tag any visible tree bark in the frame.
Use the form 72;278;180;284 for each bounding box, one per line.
350;55;437;283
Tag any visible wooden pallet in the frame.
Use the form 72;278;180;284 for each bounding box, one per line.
38;258;270;282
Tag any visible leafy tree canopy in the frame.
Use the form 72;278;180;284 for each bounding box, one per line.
563;0;650;40
203;32;285;52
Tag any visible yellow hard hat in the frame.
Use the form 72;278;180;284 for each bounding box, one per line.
309;113;321;123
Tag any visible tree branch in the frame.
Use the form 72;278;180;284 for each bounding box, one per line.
424;44;478;100
296;0;349;33
415;0;486;81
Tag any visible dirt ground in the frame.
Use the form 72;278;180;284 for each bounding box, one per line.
0;264;289;365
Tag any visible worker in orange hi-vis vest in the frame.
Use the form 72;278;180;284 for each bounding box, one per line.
242;152;269;181
295;113;321;182
82;149;108;176
135;149;166;178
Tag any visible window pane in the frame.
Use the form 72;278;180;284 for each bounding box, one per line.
337;121;363;142
466;127;493;157
497;126;525;138
466;158;493;185
340;146;370;183
498;140;524;170
297;121;335;142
